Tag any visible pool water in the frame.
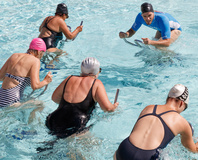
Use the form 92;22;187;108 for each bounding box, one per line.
1;0;198;159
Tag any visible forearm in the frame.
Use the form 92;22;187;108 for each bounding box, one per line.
99;100;119;112
65;27;81;40
181;135;198;153
31;80;48;90
185;144;198;153
149;39;170;47
126;28;136;38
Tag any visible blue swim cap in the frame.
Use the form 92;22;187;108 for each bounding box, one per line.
141;2;154;13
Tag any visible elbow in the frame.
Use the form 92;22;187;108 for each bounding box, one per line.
66;35;73;40
165;43;170;47
188;147;197;153
103;106;115;112
164;39;171;47
65;33;74;40
102;102;118;112
31;86;38;90
31;84;40;90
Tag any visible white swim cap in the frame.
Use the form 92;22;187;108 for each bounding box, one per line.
81;57;100;75
168;84;189;105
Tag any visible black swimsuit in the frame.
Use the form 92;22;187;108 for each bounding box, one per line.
116;105;177;160
46;76;96;138
41;16;63;49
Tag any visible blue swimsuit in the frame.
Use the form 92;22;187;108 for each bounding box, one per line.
0;73;31;107
116;105;177;160
132;12;182;40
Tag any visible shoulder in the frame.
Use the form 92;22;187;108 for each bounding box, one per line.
54;16;65;23
155;12;168;21
144;104;155;110
137;12;142;17
10;53;21;57
176;115;192;134
139;105;155;115
94;79;103;86
42;16;50;23
9;53;24;61
136;12;143;20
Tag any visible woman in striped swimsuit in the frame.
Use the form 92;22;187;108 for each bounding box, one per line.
0;38;53;107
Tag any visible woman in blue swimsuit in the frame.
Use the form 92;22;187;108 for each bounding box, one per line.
0;38;52;107
114;84;198;160
46;57;119;138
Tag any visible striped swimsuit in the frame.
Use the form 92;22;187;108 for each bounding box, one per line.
0;73;31;107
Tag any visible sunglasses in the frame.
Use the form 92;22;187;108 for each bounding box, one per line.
65;14;69;18
183;103;188;111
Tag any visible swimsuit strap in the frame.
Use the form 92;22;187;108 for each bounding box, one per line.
46;16;55;24
90;79;96;89
43;16;56;33
136;105;176;149
5;73;26;83
137;105;158;121
138;105;177;121
153;104;158;114
61;76;96;99
62;75;73;98
153;104;177;116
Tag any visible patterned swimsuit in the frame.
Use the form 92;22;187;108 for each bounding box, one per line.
0;73;31;107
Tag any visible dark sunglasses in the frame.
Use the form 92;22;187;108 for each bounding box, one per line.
99;68;102;73
65;14;69;18
183;103;188;111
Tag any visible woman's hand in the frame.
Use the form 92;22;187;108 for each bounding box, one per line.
44;71;53;84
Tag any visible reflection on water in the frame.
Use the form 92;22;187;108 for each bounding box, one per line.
1;0;198;159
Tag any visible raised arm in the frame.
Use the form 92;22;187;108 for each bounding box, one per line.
30;58;52;90
119;28;136;39
180;120;198;153
59;19;83;40
142;38;171;47
94;80;119;112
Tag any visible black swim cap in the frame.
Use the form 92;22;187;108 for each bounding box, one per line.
56;3;68;15
141;2;154;13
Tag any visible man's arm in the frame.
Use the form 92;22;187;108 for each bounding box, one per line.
142;38;171;47
119;28;136;38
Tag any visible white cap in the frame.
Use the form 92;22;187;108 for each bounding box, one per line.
81;57;100;75
168;84;189;105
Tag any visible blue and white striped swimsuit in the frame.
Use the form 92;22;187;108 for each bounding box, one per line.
0;73;31;107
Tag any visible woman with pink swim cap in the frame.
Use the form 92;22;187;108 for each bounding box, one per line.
0;38;53;107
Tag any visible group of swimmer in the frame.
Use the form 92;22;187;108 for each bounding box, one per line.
0;2;198;160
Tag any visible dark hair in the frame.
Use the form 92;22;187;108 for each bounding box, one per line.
141;2;154;13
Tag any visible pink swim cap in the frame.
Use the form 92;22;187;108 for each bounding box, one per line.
29;38;46;52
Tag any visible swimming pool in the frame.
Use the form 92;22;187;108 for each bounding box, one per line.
1;0;198;159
